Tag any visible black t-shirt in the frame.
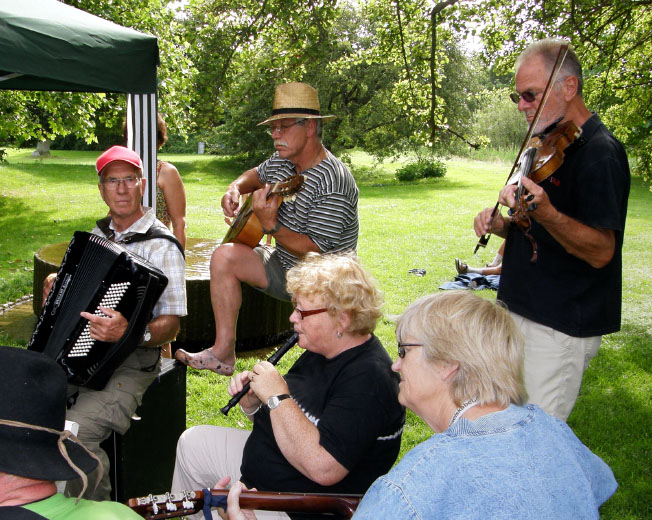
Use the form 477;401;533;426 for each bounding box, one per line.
240;335;405;496
498;114;630;337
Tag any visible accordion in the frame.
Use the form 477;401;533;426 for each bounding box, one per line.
28;231;168;390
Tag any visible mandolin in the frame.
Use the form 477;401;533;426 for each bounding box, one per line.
222;175;305;247
127;488;362;519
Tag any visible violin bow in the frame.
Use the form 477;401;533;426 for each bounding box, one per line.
474;43;569;254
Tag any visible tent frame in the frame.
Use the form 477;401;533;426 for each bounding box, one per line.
0;0;160;209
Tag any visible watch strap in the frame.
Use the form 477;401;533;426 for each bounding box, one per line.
262;221;281;235
267;393;291;410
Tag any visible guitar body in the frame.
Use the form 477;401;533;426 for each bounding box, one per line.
222;194;263;247
222;175;304;248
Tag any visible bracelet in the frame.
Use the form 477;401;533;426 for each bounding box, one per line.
240;403;262;417
262;221;281;235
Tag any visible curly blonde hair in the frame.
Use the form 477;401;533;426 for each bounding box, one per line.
285;252;383;336
396;291;527;407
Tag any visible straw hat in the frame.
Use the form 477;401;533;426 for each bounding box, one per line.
0;346;99;482
258;82;336;126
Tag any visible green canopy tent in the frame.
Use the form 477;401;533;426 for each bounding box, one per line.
0;0;160;209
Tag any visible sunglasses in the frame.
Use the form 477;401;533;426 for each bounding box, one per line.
294;307;328;320
509;90;540;104
397;342;423;358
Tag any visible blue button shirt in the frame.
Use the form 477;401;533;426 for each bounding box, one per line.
354;404;616;519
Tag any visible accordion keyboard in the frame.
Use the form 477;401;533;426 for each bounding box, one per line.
69;281;132;358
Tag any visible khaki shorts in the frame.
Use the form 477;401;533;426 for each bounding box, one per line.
253;245;291;301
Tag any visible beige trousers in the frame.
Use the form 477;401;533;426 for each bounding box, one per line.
510;312;601;421
172;425;288;520
64;347;160;500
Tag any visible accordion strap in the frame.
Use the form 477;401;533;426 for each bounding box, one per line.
96;217;185;258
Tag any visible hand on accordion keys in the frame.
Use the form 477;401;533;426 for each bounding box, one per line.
80;305;129;343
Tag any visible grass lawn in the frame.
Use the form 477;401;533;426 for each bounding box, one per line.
0;148;650;517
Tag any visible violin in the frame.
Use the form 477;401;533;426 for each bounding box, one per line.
507;119;582;262
474;43;578;262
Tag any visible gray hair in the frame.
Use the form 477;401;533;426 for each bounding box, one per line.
515;38;584;98
396;291;527;407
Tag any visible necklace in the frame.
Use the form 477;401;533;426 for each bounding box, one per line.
448;398;479;428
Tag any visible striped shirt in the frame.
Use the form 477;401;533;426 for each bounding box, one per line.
92;208;187;318
257;150;359;270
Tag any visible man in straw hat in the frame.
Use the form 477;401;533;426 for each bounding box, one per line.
176;82;359;375
0;346;142;518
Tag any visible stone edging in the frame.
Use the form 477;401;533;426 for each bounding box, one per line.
0;295;33;316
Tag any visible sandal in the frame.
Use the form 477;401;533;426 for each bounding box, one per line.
455;258;468;275
174;348;235;376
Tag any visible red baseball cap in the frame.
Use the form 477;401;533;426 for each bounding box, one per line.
96;146;143;175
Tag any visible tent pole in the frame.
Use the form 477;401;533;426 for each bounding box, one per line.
127;93;157;212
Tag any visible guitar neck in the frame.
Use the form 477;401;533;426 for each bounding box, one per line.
128;488;362;519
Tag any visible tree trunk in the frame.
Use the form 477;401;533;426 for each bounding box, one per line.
36;140;51;157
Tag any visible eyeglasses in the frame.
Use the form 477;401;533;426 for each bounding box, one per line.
510;90;540;104
294;307;328;320
397;342;423;358
266;119;306;136
101;177;141;190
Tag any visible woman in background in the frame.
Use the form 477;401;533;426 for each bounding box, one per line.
124;113;186;250
153;113;186;251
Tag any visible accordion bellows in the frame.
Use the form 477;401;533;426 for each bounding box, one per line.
29;231;168;390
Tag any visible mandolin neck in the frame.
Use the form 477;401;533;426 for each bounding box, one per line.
128;488;362;519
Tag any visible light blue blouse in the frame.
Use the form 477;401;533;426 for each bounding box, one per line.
354;404;616;519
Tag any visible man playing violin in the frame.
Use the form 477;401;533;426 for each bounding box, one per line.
474;39;630;421
175;82;359;375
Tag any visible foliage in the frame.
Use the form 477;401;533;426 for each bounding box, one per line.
180;0;486;162
472;87;525;149
459;0;652;181
3;0;652;173
0;90;108;147
1;150;651;518
395;159;447;182
181;0;337;130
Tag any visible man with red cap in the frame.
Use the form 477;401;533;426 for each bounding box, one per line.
175;82;359;375
47;145;187;500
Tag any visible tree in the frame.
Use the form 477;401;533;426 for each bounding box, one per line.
472;87;525;149
0;0;192;148
461;0;652;179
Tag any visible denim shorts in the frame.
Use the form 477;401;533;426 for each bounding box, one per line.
253;245;291;301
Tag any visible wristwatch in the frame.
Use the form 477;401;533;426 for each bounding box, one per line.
141;325;152;345
262;221;281;235
267;394;291;410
